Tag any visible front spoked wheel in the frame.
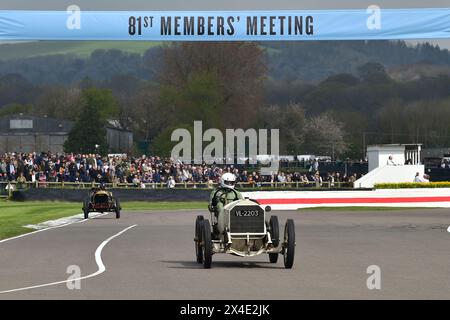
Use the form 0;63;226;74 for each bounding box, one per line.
201;219;213;269
283;219;295;269
269;215;280;263
83;199;89;219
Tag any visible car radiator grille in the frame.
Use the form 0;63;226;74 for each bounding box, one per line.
229;205;265;233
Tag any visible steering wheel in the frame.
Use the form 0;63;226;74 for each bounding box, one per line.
212;187;240;206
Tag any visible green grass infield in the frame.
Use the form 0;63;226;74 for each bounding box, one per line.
0;200;205;240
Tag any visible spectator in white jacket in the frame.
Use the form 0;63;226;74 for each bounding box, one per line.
414;172;429;183
413;172;422;182
387;155;396;165
167;176;176;188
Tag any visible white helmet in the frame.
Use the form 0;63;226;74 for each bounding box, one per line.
220;172;236;189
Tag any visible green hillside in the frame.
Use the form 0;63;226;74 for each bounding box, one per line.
1;40;449;85
0;41;162;60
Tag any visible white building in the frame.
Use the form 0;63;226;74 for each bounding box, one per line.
355;144;424;188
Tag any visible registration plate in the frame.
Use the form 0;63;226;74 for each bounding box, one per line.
234;210;260;217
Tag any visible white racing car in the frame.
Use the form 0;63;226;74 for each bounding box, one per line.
194;194;295;269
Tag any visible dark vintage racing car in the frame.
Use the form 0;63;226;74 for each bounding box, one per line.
82;187;121;219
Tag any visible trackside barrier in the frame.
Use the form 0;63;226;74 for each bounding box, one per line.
242;188;450;210
0;180;354;192
10;188;212;202
3;183;450;207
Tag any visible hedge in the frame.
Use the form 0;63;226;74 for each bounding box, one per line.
375;182;450;189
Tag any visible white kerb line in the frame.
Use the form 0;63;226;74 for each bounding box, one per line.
0;212;110;244
0;224;137;294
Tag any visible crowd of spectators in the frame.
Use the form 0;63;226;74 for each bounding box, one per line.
0;152;361;188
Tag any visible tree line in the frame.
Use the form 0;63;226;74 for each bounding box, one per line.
0;41;450;158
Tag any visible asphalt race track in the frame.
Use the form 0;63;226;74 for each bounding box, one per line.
0;208;449;299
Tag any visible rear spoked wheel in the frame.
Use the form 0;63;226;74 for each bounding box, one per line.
83;199;89;219
195;215;204;263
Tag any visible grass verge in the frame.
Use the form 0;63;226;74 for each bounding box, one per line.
0;200;205;240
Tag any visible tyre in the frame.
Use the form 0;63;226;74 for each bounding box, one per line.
195;215;204;263
201;219;213;269
83;199;89;219
283;219;295;269
115;198;121;219
269;215;280;263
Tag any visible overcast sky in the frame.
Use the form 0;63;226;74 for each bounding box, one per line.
1;0;449;48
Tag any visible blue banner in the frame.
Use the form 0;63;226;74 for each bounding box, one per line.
0;9;450;41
